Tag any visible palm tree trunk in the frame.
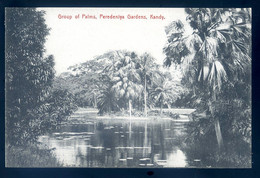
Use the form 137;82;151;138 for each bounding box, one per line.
144;75;147;117
210;95;224;150
160;102;163;116
94;93;97;108
214;118;224;150
129;99;132;118
108;104;111;113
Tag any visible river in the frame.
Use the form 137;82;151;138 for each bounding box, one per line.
38;108;193;168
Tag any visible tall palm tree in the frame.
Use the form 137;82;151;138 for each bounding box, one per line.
164;8;251;149
111;53;143;117
138;53;160;117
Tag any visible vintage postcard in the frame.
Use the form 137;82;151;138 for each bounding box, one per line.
5;8;251;168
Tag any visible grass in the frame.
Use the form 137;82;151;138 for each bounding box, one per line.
6;143;63;167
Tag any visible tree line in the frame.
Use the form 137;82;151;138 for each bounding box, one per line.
5;8;251;167
55;50;185;117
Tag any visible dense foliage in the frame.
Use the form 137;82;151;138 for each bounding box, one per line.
5;7;251;168
5;8;77;147
56;50;185;116
164;8;251;167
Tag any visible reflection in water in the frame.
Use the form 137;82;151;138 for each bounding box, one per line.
39;117;188;167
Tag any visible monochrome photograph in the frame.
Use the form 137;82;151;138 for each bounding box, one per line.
5;8;251;168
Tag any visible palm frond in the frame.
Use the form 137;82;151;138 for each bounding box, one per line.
208;61;227;90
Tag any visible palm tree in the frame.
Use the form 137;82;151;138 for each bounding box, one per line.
111;53;143;117
164;8;251;149
97;85;118;114
90;89;99;108
138;53;160;117
150;78;182;115
96;51;143;116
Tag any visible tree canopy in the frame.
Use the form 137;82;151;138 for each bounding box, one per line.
164;8;251;152
6;8;77;146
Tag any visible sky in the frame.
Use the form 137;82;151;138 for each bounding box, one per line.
39;8;192;75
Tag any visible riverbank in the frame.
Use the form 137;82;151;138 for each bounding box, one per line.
67;107;196;122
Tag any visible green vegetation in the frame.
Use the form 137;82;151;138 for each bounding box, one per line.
6;144;63;167
55;50;185;117
5;8;77;167
150;77;183;115
5;7;251;168
163;8;251;167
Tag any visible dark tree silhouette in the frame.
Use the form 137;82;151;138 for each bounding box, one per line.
6;8;55;145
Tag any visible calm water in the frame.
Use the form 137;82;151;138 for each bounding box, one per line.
38;108;190;167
